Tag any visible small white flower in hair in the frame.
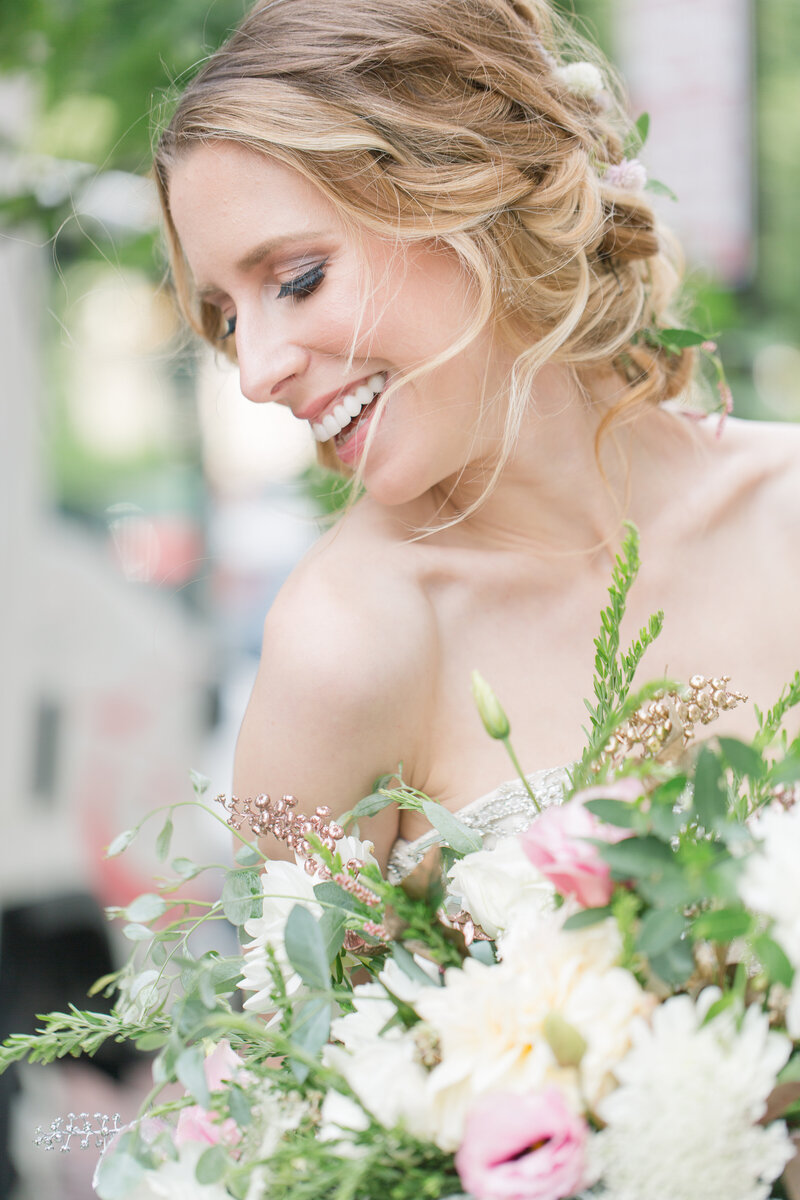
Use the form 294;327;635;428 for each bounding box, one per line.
553;60;604;101
603;158;648;193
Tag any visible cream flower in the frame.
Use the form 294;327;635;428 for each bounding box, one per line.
239;836;374;1012
553;61;604;101
591;989;793;1200
416;912;654;1151
740;803;800;965
446;837;554;939
98;1144;230;1200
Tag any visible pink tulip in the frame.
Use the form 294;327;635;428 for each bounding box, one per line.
520;781;639;909
455;1088;588;1200
175;1039;242;1149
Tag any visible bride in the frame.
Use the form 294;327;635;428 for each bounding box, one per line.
154;0;800;874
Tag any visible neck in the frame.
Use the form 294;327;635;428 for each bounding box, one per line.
411;364;706;558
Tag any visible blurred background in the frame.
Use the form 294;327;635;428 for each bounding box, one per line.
0;0;798;1195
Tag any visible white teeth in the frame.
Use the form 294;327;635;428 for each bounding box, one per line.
310;373;388;442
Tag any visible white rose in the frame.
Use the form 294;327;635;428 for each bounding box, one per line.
447;837;554;939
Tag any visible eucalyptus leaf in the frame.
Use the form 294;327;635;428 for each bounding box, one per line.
94;1149;146;1200
228;1085;252;1129
420;800;483;855
692;906;753;944
134;1032;169;1052
125;893;167;924
122;923;153;942
769;757;800;785
468;939;497;965
189;768;210;797
351;792;395;819
319;908;346;963
196;1144;228;1185
290;996;331;1082
391;942;439;986
155;815;174;863
583;798;637;828
235;843;262;867
221;868;263;926
285;904;329;990
596;835;672;879
563;905;613;931
314;880;365;915
106;827;138;858
171;856;202;880
648;935;695;986
636;908;687;958
176;1044;210;1109
693;748;726;830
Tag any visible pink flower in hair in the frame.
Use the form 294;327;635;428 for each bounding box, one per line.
520;780;639;909
604;159;648;193
455;1088;588;1200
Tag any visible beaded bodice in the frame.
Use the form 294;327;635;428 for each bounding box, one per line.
386;765;569;884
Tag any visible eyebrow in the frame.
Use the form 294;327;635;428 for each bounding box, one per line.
196;232;329;300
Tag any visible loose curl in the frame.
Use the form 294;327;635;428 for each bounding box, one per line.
154;0;694;506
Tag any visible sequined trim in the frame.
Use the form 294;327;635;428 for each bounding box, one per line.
386;766;569;884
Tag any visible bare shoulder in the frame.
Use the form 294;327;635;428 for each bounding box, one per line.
721;417;800;531
233;500;436;867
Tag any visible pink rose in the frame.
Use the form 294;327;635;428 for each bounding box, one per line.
520;781;639;909
455;1088;588;1200
175;1039;242;1149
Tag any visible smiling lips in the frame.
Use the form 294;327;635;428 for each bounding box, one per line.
310;372;387;443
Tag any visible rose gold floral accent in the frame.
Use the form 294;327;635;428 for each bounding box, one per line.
214;792;353;880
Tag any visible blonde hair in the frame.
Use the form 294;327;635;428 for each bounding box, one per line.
154;0;693;507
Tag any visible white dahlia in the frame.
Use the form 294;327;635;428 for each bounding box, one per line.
446;837;554;939
740;803;800;965
416;912;654;1151
591;989;793;1200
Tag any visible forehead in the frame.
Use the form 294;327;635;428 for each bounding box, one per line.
167;142;343;287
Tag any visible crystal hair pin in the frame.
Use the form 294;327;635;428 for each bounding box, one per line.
33;1111;122;1152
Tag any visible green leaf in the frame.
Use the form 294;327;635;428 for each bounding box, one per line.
106;828;138;858
391;943;439;987
221;869;262;926
314;880;366;915
717;738;765;780
228;1085;252;1129
196;1144;228;1185
284;904;329;990
468;940;496;965
583;798;638;828
752;934;795;988
563;905;613;930
189;769;210;796
693;747;726;829
636;909;688;958
624;110;650;156
596;835;673;879
125;893;167;924
420;800;483;854
648;935;695;986
94;1150;146;1200
350;792;395;820
644;177;678;201
176;1044;210;1108
319;908;346;963
235;843;262;867
692;906;753;943
134;1032;169;1052
770;757;800;785
290;996;331;1082
171;856;202;880
122;923;153;942
155;815;174;863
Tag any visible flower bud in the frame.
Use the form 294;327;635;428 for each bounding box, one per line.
471;671;511;740
542;1012;587;1068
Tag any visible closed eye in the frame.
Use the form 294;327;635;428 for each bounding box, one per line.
277;260;327;300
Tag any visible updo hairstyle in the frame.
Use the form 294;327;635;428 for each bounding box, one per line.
154;0;694;487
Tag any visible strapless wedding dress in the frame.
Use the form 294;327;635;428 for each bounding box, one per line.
386;765;570;884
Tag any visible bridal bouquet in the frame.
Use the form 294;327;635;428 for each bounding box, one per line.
4;528;800;1200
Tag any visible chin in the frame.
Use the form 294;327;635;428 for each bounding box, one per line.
360;457;436;510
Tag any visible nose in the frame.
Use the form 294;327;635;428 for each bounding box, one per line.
234;314;311;405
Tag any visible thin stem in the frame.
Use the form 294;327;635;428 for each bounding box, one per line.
502;736;541;814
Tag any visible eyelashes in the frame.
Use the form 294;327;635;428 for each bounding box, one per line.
218;259;327;341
